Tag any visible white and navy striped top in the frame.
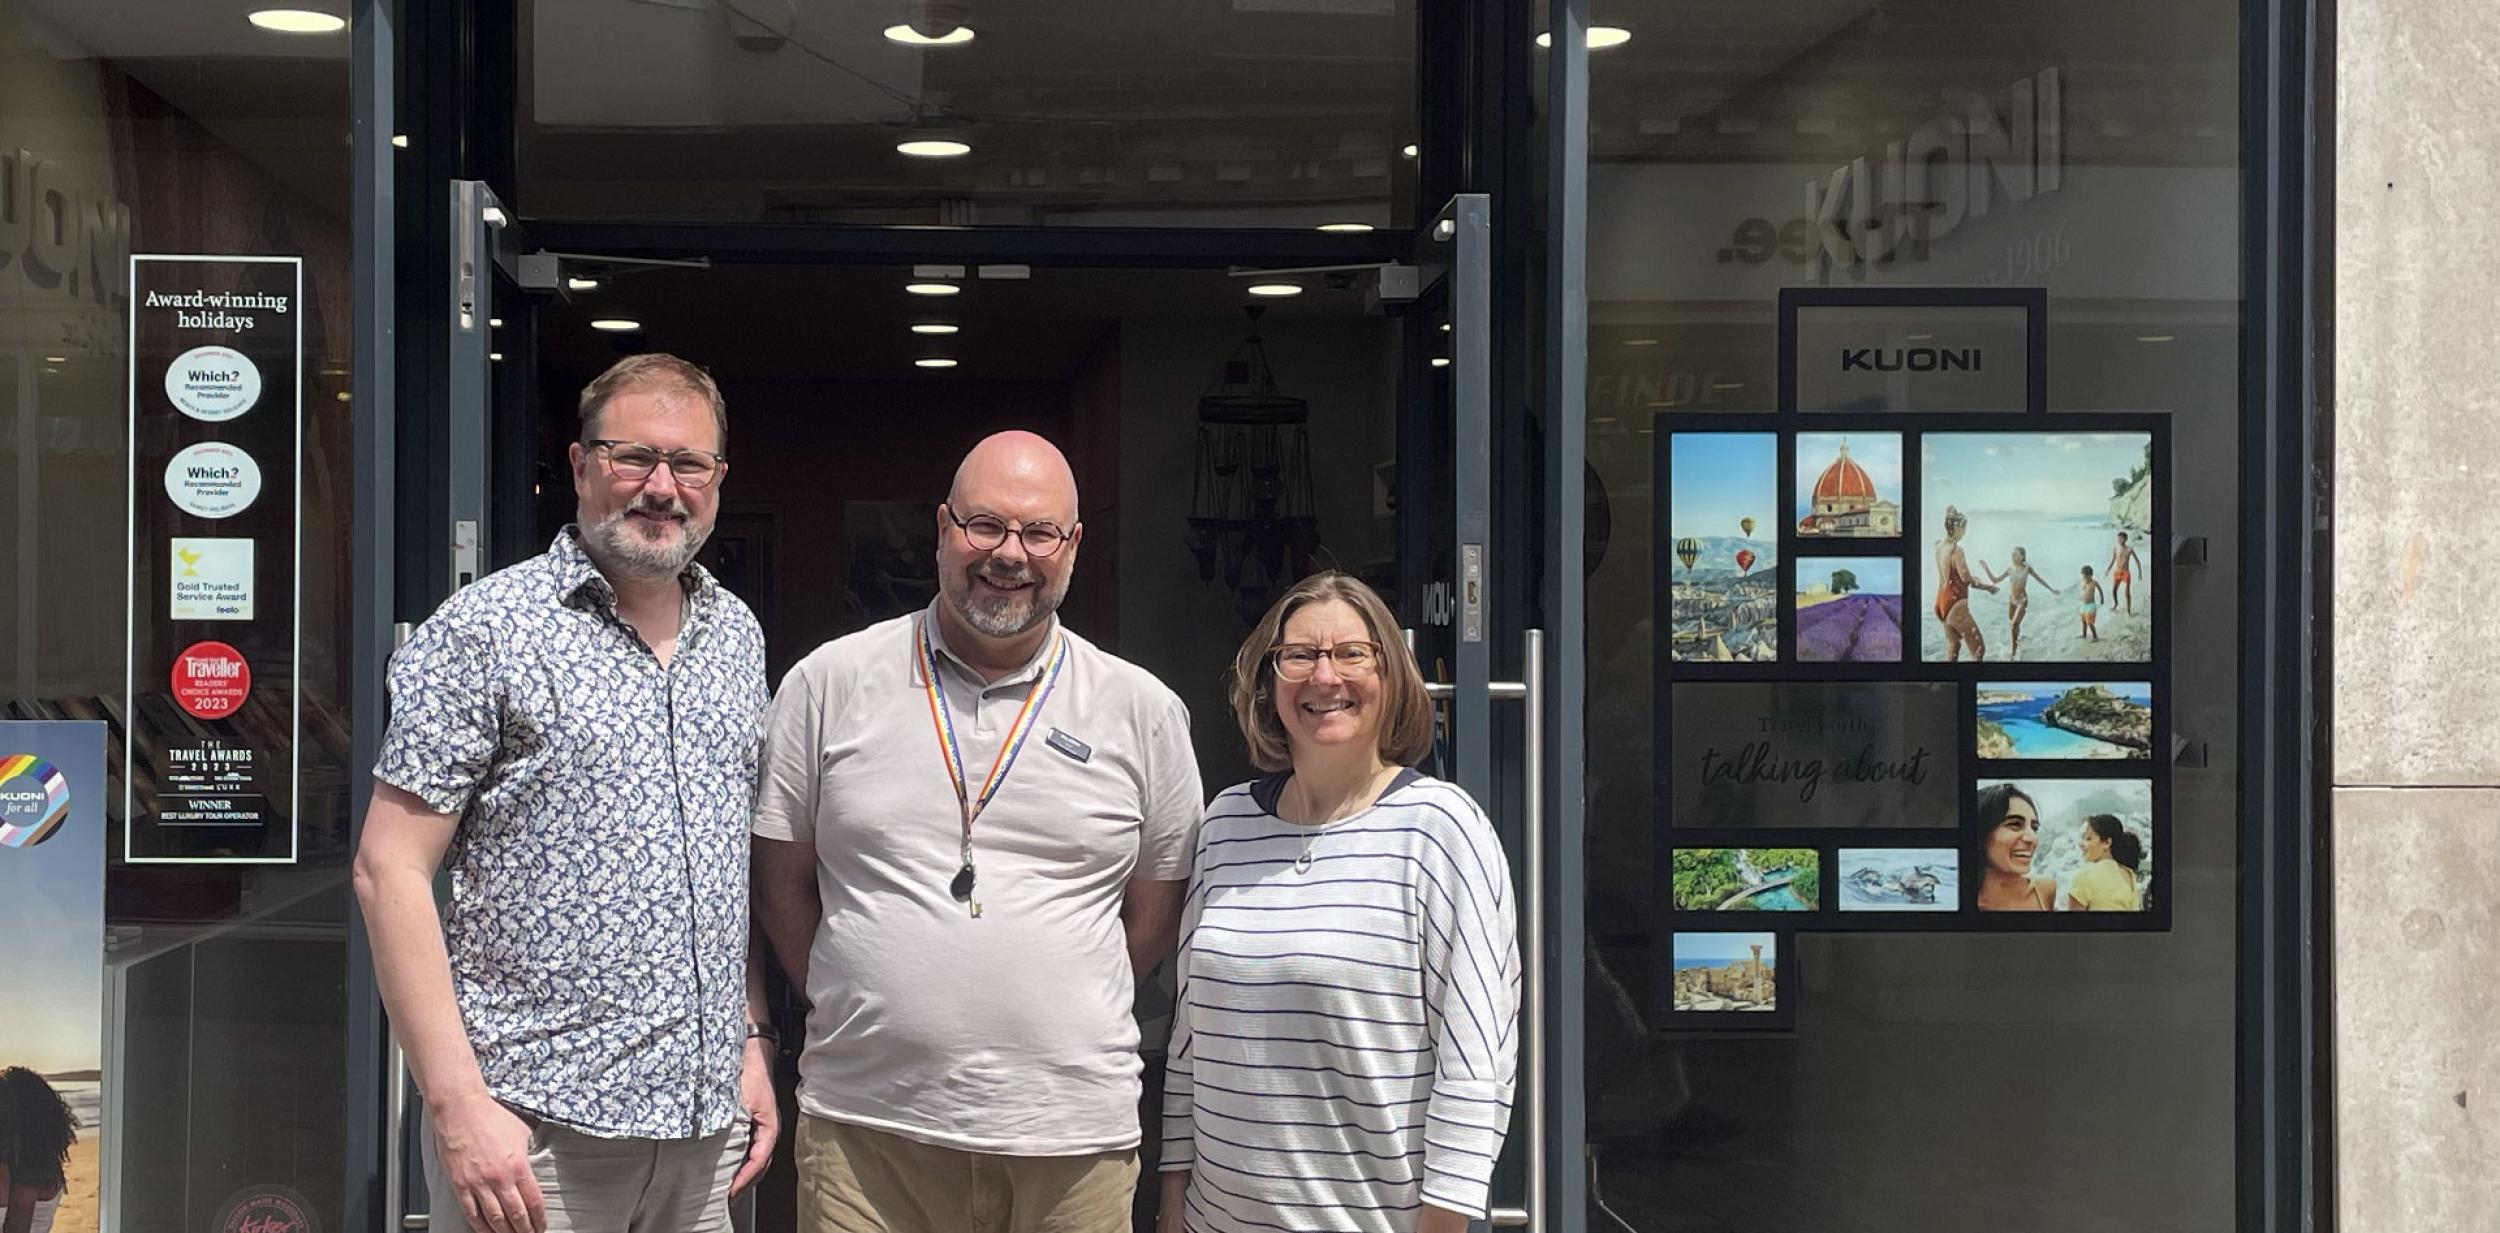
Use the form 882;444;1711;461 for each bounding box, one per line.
1161;771;1521;1232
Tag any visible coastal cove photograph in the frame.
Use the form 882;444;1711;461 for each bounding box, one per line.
1978;681;2154;760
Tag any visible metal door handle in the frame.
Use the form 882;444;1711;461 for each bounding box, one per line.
1415;630;1544;1228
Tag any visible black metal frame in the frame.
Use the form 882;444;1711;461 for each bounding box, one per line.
1777;286;2052;414
1652;412;2176;943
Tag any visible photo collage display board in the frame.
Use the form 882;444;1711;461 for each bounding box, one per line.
1653;288;2173;1030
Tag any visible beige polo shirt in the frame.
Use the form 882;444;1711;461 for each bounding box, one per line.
754;605;1203;1155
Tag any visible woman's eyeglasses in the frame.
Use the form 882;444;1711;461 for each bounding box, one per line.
1270;641;1383;681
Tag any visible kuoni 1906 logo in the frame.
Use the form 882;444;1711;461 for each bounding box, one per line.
0;753;71;848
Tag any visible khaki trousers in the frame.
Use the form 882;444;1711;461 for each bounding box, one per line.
422;1112;744;1233
795;1114;1138;1233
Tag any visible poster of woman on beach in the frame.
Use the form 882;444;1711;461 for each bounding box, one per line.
1921;433;2154;663
0;723;106;1232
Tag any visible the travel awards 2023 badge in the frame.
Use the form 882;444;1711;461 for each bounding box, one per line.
163;442;264;519
165;344;263;422
0;753;71;848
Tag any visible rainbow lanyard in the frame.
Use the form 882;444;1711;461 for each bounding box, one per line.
920;619;1069;913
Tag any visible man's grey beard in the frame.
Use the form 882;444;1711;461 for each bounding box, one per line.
946;560;1069;638
582;496;711;582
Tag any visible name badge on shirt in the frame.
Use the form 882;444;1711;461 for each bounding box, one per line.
1046;727;1092;763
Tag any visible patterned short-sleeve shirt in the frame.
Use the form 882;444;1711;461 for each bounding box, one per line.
374;529;767;1140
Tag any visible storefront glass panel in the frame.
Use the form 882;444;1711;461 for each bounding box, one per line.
1;1;355;1225
1557;0;2246;1228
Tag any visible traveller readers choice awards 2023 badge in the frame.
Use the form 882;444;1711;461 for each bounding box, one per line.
164;344;263;422
163;441;264;519
0;752;72;848
171;641;252;720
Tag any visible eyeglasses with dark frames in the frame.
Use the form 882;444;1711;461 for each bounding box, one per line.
1270;641;1384;681
587;439;726;488
943;503;1073;557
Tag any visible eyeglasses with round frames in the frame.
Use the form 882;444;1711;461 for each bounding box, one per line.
1270;641;1384;681
587;439;725;488
943;503;1073;557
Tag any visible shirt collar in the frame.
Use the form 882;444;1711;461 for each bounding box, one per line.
918;600;1062;689
550;526;717;612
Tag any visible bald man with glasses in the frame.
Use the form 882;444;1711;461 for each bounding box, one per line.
754;430;1204;1233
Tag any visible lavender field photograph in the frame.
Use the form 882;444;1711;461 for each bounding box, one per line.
1795;556;1903;662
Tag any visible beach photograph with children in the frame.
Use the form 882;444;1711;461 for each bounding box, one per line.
1920;432;2154;663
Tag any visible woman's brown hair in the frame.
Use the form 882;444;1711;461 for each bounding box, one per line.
1228;572;1433;772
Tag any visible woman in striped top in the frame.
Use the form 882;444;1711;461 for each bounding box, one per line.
1158;573;1520;1233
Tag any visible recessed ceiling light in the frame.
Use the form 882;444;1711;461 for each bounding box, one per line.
1440;323;1452;332
883;22;976;45
1534;26;1632;49
489;352;504;362
1247;283;1304;298
480;206;507;227
391;134;409;148
1905;332;1935;341
907;282;963;297
898;139;972;158
43;355;67;363
2137;334;2176;343
336;390;353;402
915;357;960;369
248;9;345;34
1621;338;1660;347
590;319;641;332
567;276;600;292
1317;222;1375;233
912;323;961;335
489;317;503;328
1430;357;1452;368
1402;144;1419;158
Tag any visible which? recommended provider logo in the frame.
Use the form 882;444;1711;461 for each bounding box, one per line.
163;442;263;519
165;345;264;422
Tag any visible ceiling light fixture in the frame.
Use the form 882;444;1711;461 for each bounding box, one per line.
1430;357;1452;368
883;22;976;45
480;206;507;227
248;9;346;34
915;357;960;369
1621;338;1660;347
912;323;961;335
907;282;963;297
489;317;504;328
898;138;972;158
391;134;409;148
567;276;600;292
1534;26;1632;49
590;319;642;332
2136;334;2176;343
1317;222;1375;233
1402;144;1419;158
43;355;67;363
1247;283;1304;298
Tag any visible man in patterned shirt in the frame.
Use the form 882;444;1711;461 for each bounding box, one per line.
354;353;777;1232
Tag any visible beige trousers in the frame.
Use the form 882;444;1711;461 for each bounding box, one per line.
422;1112;744;1233
795;1115;1138;1233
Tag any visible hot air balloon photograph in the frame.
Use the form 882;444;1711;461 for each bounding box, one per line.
1665;431;1778;662
1794;432;1903;539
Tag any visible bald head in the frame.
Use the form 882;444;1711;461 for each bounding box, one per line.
949;430;1080;524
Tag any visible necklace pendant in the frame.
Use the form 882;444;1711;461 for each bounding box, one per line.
950;863;977;902
1294;849;1314;874
970;900;983;919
